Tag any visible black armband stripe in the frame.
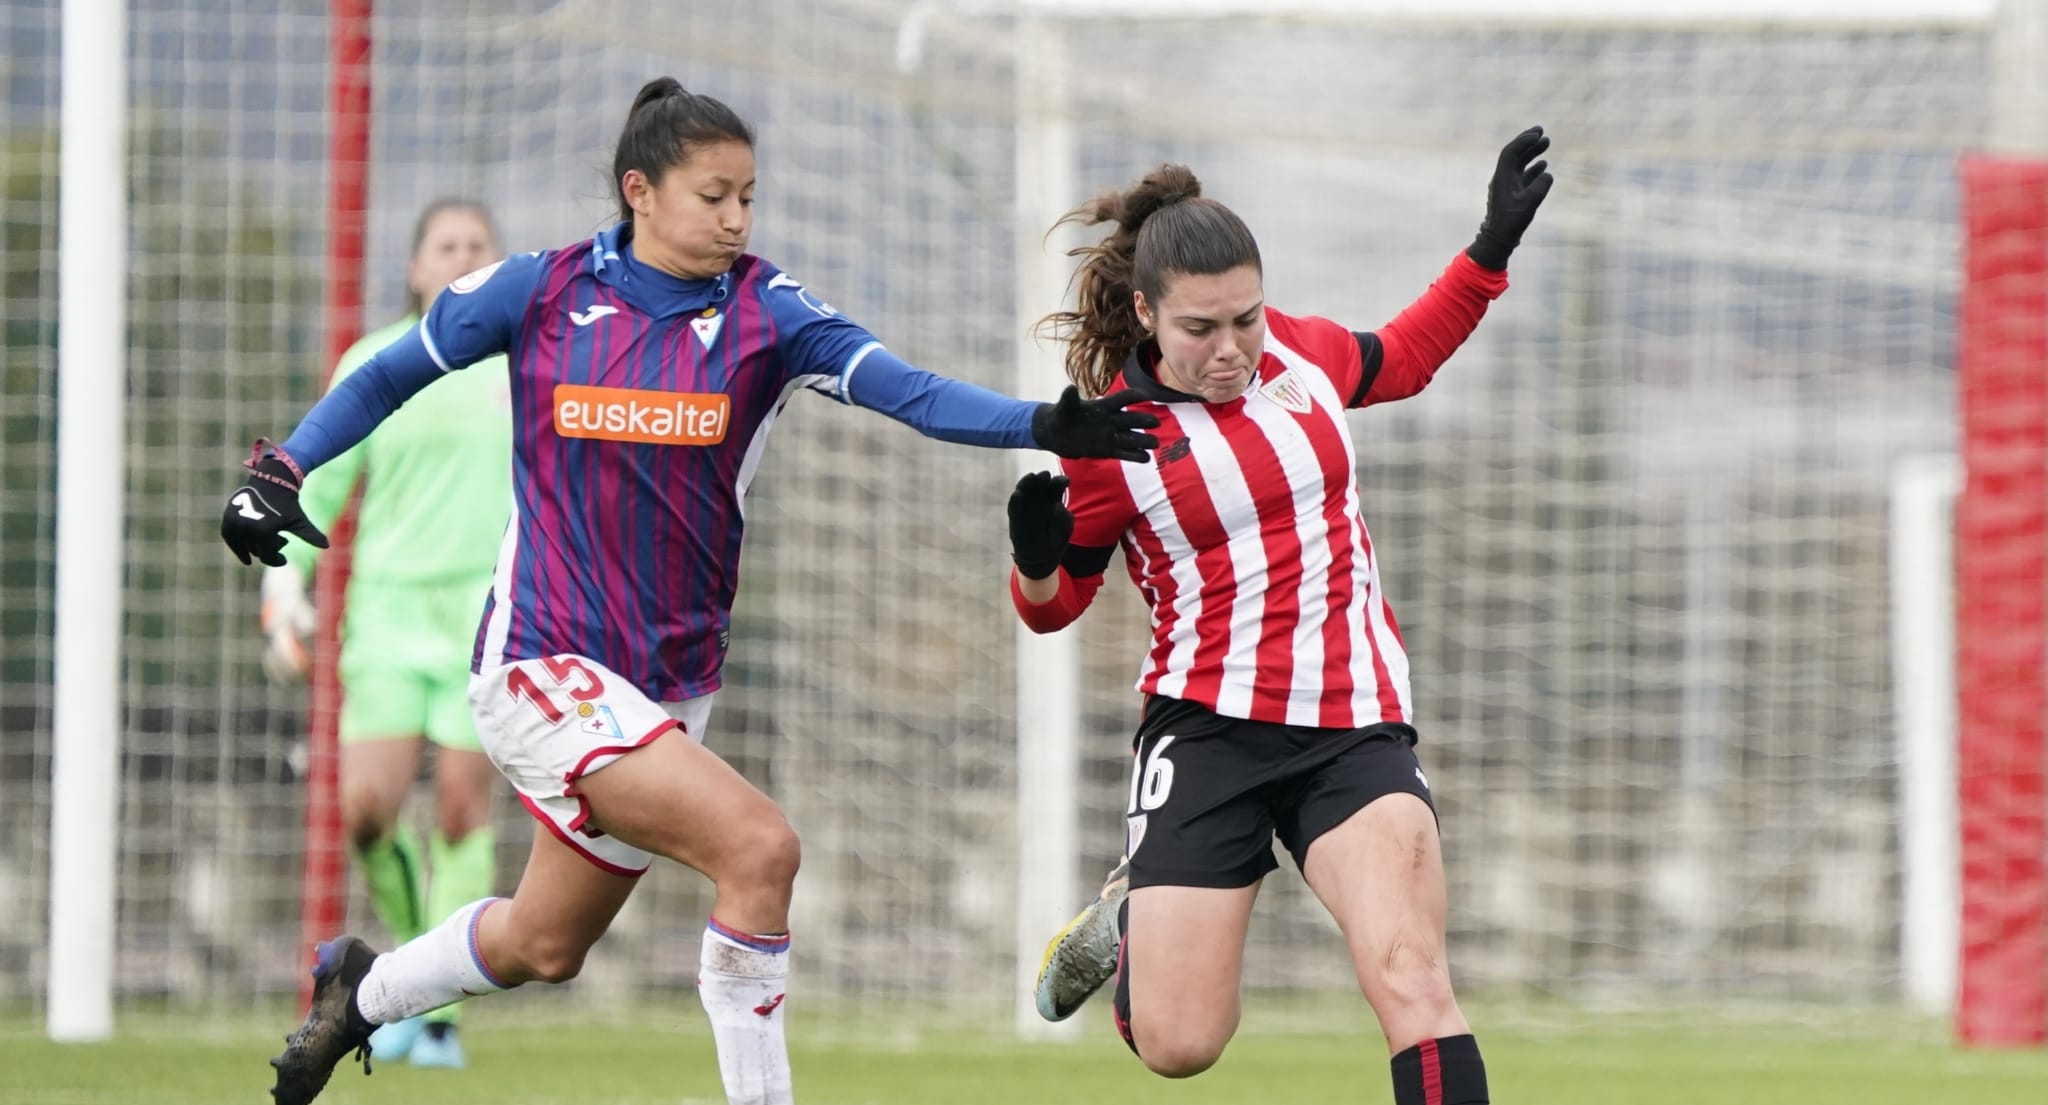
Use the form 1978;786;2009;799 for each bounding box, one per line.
1062;543;1115;580
1349;331;1384;408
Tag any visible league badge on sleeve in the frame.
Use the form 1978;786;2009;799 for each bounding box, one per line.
450;259;505;295
767;272;838;318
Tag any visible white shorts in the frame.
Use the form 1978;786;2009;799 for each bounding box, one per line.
468;654;713;876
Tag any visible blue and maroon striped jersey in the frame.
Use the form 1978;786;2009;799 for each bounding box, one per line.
411;226;921;699
447;228;852;699
280;222;1047;700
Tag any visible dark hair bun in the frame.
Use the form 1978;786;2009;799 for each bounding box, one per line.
629;77;687;119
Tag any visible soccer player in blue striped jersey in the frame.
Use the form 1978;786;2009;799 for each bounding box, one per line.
225;78;1159;1105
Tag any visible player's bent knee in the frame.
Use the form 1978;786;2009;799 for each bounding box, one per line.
1366;941;1452;1001
1360;946;1460;1037
1123;997;1233;1080
510;931;594;985
521;947;588;985
1133;1033;1227;1079
718;817;802;891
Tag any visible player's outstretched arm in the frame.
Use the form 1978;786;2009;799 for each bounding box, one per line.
772;266;1161;458
823;342;1159;460
221;254;538;568
1466;125;1554;272
219;334;445;566
219;324;443;565
1352;126;1555;408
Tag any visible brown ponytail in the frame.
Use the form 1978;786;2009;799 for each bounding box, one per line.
1036;164;1261;397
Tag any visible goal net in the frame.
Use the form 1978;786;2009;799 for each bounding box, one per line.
0;0;1998;1035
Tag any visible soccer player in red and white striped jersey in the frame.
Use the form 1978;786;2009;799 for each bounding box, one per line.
1013;128;1553;1105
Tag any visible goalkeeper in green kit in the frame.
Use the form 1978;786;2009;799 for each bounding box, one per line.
258;199;511;1072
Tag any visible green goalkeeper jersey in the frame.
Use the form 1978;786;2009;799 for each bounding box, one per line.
284;316;513;586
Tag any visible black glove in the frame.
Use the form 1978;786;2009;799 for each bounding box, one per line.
1031;386;1160;463
220;439;329;567
1009;471;1074;581
1467;125;1555;271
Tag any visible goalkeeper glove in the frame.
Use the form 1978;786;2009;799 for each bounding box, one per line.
259;565;316;685
1009;471;1074;581
1467;125;1555;271
1031;386;1160;464
220;439;328;568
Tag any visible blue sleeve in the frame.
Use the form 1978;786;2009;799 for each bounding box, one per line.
839;347;1037;448
415;251;546;370
761;270;1039;449
279;252;546;471
277;328;443;470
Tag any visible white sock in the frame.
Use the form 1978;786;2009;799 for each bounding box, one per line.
697;919;793;1105
353;897;512;1025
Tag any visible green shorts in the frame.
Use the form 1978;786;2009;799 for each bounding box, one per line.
338;577;494;750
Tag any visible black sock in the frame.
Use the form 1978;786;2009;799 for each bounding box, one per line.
1390;1034;1488;1105
345;990;376;1037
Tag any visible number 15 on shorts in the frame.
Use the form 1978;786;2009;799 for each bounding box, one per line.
505;655;623;739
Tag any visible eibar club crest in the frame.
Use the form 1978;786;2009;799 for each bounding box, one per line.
690;307;725;350
1260;368;1312;414
578;703;627;740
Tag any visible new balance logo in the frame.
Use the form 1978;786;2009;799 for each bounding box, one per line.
754;993;785;1017
570;305;619;326
1155;436;1192;466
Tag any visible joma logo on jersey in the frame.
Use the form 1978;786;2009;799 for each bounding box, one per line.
553;384;730;445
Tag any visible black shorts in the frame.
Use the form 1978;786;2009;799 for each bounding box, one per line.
1120;695;1436;890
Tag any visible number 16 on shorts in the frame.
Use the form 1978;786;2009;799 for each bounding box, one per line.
1125;734;1176;859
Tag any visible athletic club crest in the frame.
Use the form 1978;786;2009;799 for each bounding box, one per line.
1260;369;1313;414
1126;814;1149;858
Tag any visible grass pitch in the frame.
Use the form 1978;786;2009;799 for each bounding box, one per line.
8;1001;2048;1104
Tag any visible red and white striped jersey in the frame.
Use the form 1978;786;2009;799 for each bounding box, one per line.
1013;252;1508;730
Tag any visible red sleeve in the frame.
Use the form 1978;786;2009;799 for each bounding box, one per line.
1012;567;1105;634
1009;454;1135;634
1264;307;1366;401
1358;251;1510;408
